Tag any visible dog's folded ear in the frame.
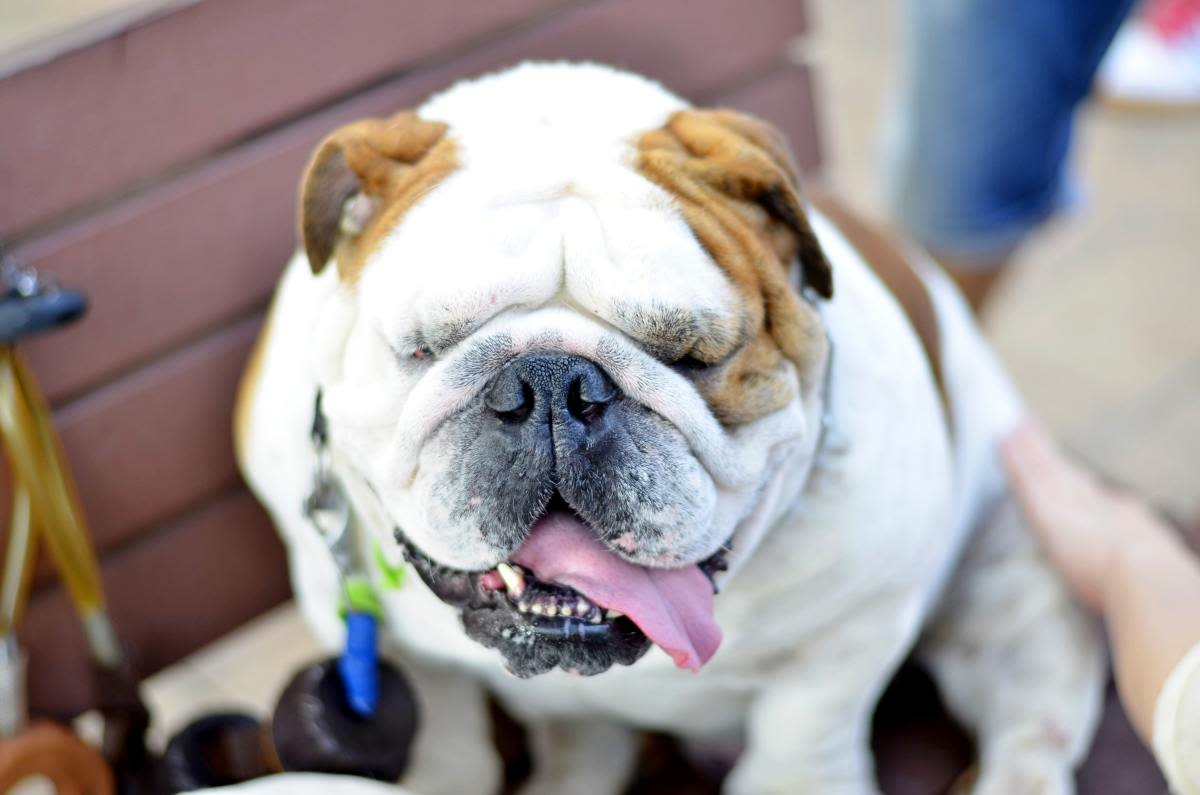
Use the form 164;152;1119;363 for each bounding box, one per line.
299;111;455;277
636;108;833;300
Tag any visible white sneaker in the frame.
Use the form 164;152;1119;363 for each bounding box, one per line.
1097;0;1200;110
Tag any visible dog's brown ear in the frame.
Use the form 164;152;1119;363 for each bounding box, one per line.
299;111;454;276
637;108;832;299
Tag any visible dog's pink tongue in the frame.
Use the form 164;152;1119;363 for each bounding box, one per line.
511;513;721;671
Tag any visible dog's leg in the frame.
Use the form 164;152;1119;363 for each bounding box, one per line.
399;655;503;795
919;496;1105;795
722;591;929;795
518;717;638;795
723;670;883;795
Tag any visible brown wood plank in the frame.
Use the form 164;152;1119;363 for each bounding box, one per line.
15;0;814;405
0;0;200;80
3;43;823;583
0;0;565;237
0;315;258;586
16;132;309;405
20;487;290;719
8;70;819;588
55;316;260;555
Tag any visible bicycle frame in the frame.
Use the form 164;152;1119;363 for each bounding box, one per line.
0;345;122;733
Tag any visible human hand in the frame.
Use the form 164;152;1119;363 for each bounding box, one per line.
1003;419;1200;752
1000;420;1165;612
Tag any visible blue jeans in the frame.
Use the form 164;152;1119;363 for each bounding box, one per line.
884;0;1136;265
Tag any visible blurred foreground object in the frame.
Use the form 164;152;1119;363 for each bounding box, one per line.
1099;0;1200;109
0;720;112;795
0;257;140;793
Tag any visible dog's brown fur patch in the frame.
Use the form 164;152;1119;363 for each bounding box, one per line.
299;111;458;281
808;191;952;431
635;109;831;425
233;305;274;471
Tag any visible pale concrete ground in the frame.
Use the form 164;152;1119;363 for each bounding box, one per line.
33;0;1198;775
810;0;1200;519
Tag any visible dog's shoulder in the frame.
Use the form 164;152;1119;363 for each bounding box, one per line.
235;252;337;511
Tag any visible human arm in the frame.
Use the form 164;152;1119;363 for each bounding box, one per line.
1000;420;1200;745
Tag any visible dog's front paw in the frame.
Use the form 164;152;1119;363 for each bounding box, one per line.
517;718;637;795
518;770;629;795
971;744;1076;795
723;760;880;795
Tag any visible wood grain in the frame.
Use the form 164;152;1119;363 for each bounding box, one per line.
7;0;821;723
15;0;814;404
20;487;289;718
0;0;563;237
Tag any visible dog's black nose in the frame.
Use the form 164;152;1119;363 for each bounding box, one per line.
484;353;618;438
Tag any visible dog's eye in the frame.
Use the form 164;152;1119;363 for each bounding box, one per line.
389;332;436;366
671;353;714;372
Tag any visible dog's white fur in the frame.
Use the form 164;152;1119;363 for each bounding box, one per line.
235;64;1103;794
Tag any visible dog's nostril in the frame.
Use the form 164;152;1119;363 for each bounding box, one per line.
566;374;614;425
485;365;536;424
484;354;619;430
571;397;606;424
575;370;616;405
493;381;535;424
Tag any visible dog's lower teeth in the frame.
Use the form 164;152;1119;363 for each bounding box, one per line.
504;570;623;628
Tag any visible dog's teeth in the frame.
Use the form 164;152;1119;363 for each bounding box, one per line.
531;602;545;615
575;599;592;617
496;562;525;598
605;609;623;620
588;610;602;624
545;602;558;618
518;599;530;613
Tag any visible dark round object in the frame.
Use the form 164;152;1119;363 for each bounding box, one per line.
162;711;269;792
272;657;419;781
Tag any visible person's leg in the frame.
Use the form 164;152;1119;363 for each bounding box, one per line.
883;0;1137;313
929;249;1014;312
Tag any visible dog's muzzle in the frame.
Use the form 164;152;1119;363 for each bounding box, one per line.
395;351;727;678
483;352;619;449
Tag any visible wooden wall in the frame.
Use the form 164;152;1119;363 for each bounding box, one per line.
0;0;822;717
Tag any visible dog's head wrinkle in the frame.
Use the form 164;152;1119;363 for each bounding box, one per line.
635;108;830;424
299;111;457;279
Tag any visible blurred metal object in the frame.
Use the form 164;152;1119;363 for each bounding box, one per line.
0;634;26;738
0;345;121;668
0;251;157;791
303;392;386;717
0;252;87;344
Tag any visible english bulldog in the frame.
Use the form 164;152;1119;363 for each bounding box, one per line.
234;62;1104;794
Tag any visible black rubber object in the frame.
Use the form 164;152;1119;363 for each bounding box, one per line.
272;657;419;781
162;712;269;792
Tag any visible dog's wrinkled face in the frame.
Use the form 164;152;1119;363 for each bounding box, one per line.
300;64;832;677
